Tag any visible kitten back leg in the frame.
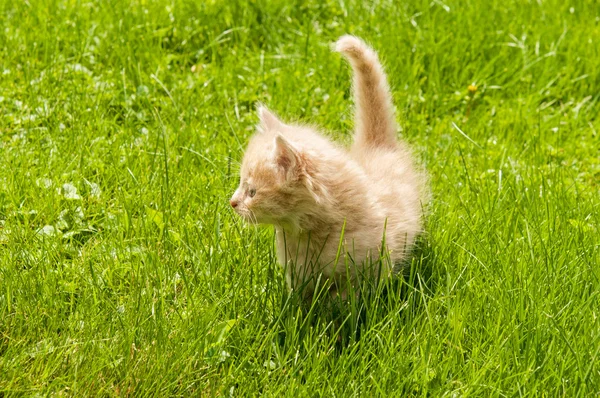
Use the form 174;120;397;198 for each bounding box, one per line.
334;35;397;150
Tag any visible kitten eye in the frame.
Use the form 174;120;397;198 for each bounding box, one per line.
249;188;256;198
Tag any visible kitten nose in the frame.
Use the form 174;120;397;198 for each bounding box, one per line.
230;199;238;208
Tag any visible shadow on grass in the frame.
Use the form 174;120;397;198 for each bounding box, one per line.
270;234;439;354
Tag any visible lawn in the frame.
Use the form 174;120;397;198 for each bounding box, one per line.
1;0;599;395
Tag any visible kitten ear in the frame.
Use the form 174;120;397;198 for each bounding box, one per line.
274;134;299;176
258;105;284;132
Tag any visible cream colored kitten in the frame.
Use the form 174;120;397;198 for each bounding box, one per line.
230;35;427;299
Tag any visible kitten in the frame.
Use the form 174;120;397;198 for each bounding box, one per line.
230;35;427;299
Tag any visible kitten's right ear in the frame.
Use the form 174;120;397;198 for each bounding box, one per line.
257;104;284;132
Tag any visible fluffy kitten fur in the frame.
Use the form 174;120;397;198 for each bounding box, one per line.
230;35;427;298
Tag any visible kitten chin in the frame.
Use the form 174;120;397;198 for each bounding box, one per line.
230;36;428;300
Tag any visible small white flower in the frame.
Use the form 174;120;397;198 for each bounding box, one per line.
38;225;59;236
85;180;101;198
62;183;81;200
36;178;53;189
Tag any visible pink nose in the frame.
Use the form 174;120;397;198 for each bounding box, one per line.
230;200;238;208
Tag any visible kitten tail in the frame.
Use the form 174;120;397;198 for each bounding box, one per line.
334;35;397;149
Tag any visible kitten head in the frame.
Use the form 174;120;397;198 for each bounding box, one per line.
230;107;319;225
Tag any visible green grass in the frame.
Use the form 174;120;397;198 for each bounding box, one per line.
1;0;599;395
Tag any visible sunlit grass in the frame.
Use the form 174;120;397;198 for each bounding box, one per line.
1;0;599;395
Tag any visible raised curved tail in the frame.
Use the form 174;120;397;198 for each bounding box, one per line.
334;35;397;149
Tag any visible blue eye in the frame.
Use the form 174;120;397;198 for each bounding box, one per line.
249;188;256;198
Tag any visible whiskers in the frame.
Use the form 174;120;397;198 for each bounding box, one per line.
244;208;259;225
230;206;260;231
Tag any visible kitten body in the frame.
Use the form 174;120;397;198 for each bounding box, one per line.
231;35;427;298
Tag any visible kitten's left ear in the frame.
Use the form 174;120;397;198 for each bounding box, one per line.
274;134;300;177
258;105;284;132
